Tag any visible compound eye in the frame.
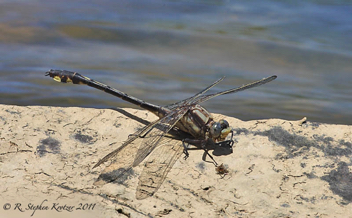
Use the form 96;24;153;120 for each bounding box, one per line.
210;122;222;138
219;119;229;129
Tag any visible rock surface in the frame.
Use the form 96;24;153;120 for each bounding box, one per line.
0;104;351;217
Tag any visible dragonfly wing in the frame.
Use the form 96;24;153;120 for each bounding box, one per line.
93;118;165;186
132;107;188;167
94;107;188;187
136;137;184;199
93;118;162;169
165;77;225;110
192;75;277;105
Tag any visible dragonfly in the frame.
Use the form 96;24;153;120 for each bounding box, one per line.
45;70;277;199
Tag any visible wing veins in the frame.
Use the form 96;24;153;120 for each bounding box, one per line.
191;75;277;105
136;137;184;199
93;118;163;169
132;107;188;167
166;77;225;110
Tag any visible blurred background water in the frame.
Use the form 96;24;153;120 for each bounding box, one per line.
0;0;351;124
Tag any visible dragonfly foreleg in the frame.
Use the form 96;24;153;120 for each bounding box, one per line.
216;130;234;152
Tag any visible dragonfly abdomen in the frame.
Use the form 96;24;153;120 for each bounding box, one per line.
45;69;163;115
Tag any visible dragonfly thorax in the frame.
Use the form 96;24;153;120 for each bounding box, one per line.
175;104;212;139
176;104;232;142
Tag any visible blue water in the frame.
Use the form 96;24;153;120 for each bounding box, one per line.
0;0;351;124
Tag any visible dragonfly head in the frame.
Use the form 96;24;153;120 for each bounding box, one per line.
209;119;232;142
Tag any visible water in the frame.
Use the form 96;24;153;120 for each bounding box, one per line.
0;0;351;125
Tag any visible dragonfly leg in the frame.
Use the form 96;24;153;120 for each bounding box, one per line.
216;130;234;152
228;130;234;146
183;138;218;166
201;139;218;166
203;148;218;166
182;139;190;159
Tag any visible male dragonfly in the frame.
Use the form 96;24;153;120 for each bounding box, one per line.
46;70;276;199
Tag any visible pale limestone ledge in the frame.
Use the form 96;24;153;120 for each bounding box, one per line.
0;104;351;218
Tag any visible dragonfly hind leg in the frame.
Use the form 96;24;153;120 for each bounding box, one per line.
182;139;190;159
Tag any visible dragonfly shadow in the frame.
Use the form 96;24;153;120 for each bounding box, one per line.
187;140;233;157
110;107;151;126
211;141;233;156
98;167;135;186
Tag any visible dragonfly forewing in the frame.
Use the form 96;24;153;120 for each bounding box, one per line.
191;75;277;105
132;107;188;167
93;118;162;169
166;77;225;110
